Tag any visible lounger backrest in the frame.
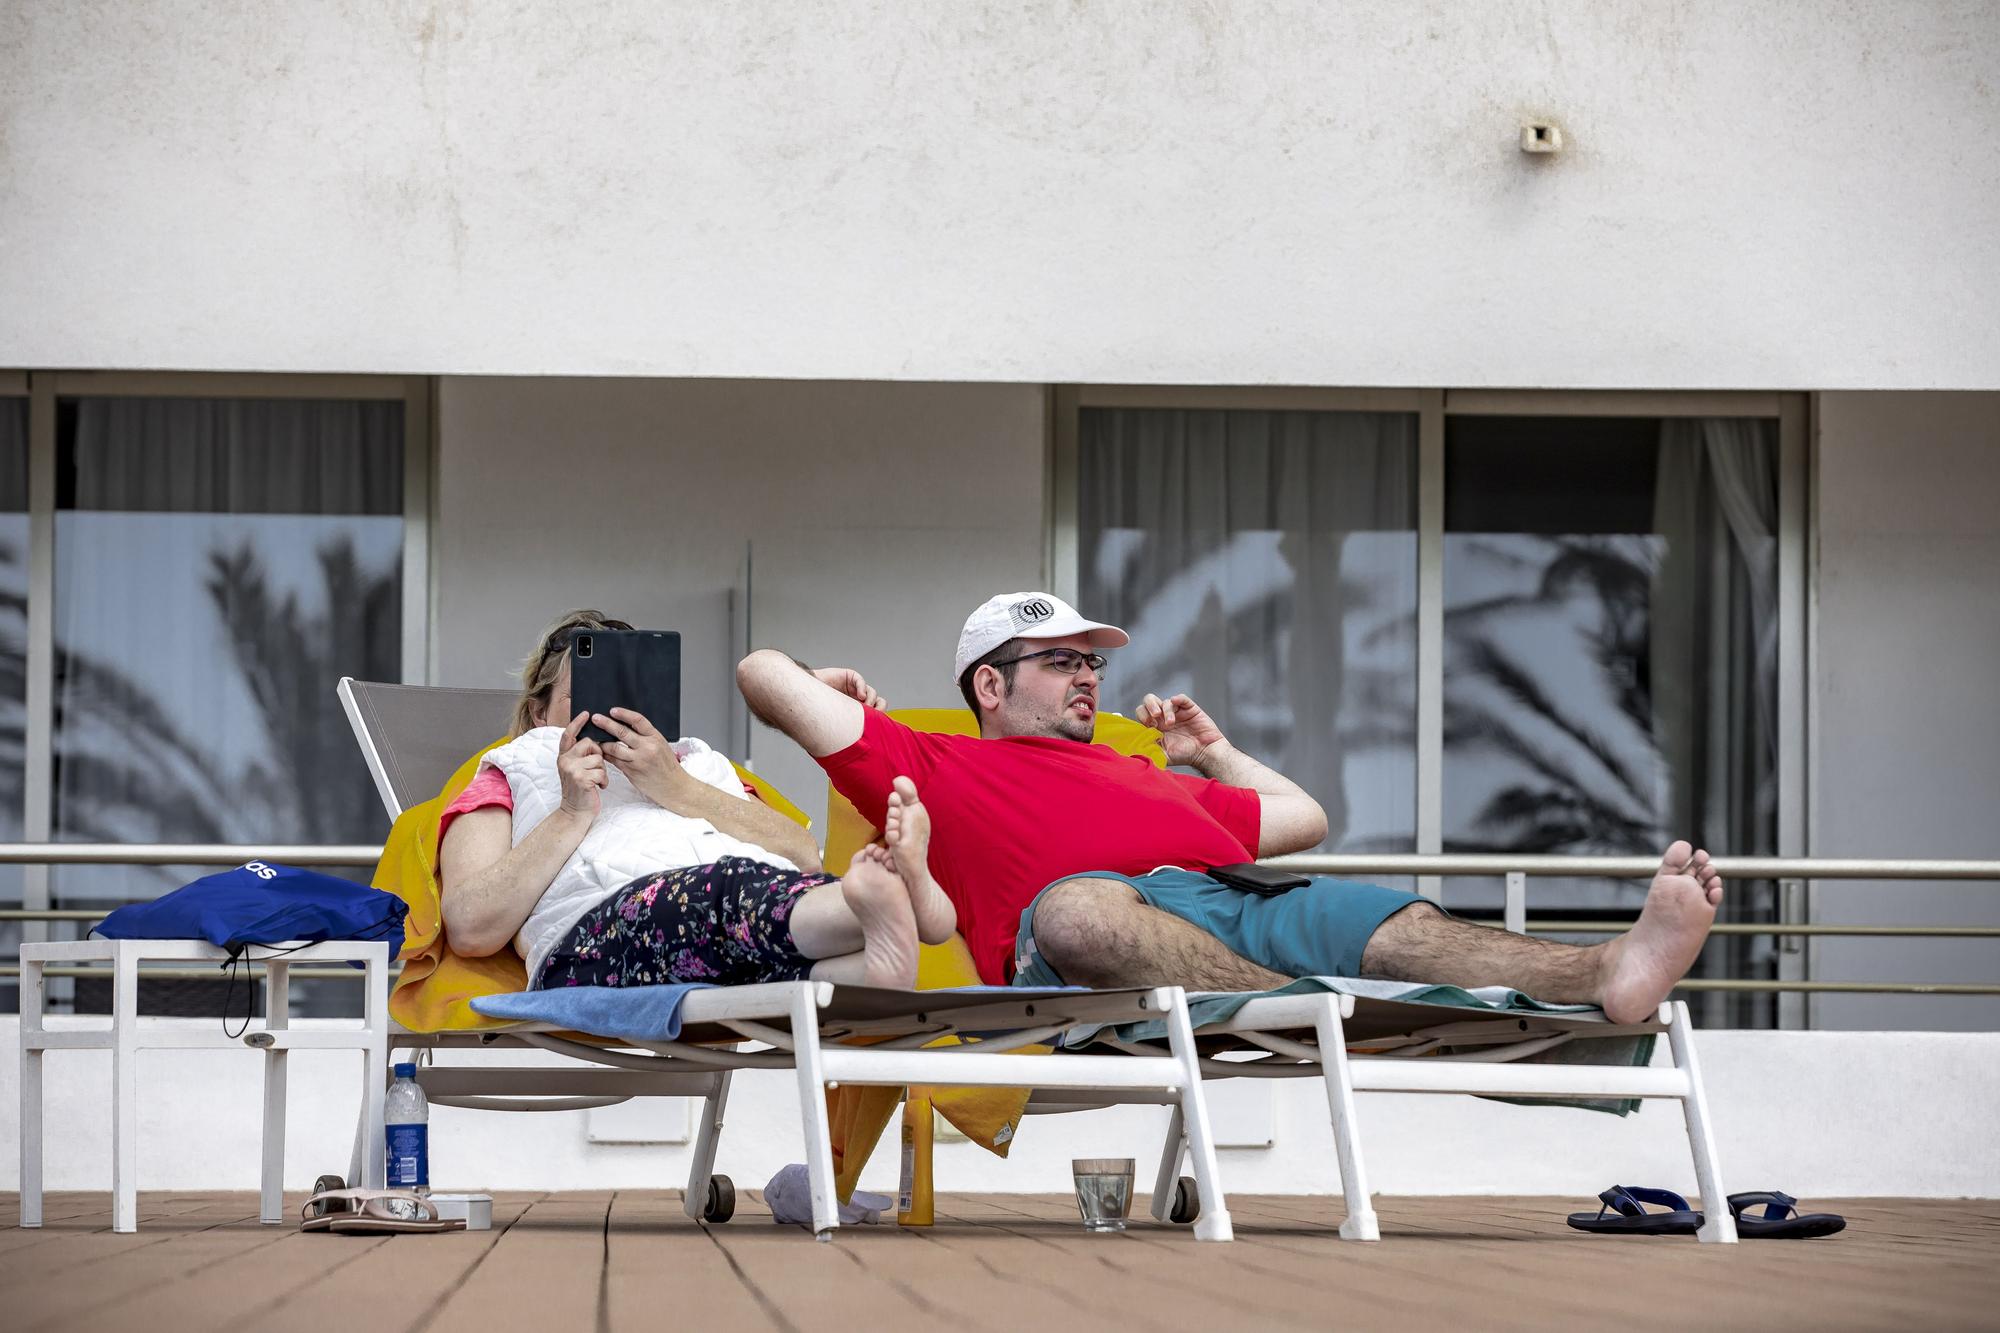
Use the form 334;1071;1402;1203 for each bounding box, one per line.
337;677;514;820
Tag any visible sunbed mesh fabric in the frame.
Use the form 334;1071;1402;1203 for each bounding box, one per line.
1059;977;1656;1116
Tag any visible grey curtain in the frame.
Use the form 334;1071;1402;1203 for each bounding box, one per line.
66;398;402;513
1653;417;1781;1023
0;400;27;843
1078;408;1419;852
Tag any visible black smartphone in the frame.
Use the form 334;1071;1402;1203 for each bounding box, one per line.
570;629;682;744
1205;862;1312;896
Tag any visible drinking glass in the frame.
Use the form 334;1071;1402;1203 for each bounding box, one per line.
1071;1157;1135;1232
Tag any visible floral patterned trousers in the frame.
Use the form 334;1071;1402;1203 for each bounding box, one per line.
534;856;834;989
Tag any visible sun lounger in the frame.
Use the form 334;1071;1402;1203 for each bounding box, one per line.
816;709;1738;1243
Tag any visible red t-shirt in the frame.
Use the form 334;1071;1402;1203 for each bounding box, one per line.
819;709;1261;984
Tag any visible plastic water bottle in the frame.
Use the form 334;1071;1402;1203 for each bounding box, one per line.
384;1062;430;1193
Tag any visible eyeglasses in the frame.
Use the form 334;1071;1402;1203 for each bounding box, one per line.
545;619;632;657
987;647;1108;677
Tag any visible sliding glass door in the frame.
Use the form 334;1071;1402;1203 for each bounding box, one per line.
1058;388;1805;1027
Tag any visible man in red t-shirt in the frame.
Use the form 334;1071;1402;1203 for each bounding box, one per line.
737;592;1725;1023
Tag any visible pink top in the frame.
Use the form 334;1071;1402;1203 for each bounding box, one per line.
437;766;514;846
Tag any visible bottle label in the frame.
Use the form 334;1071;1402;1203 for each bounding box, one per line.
385;1123;429;1189
898;1142;915;1213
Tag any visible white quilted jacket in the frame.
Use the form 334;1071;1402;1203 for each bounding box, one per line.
479;727;799;982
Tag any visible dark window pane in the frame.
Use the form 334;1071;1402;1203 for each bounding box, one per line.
1446;416;1661;533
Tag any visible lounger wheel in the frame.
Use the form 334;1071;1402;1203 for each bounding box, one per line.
1169;1176;1201;1225
313;1173;347;1196
702;1175;736;1223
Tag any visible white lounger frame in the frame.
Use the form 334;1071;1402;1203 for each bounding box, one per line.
1083;989;1736;1243
365;982;1233;1241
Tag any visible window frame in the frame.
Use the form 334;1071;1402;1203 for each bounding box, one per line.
1050;385;1810;1026
6;370;434;948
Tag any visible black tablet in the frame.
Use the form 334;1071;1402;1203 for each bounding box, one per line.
569;628;682;744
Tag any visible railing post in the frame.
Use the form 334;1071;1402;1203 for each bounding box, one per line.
1779;879;1806;955
1504;871;1526;934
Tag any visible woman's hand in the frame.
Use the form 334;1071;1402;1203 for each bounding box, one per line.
812;666;887;711
592;707;703;811
557;713;609;818
1136;692;1228;766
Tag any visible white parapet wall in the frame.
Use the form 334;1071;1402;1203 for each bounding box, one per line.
6;1020;1996;1200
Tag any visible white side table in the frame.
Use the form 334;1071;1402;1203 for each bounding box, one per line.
18;937;391;1233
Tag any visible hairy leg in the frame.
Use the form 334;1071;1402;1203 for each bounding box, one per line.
884;775;956;944
1032;877;1288;990
1360;841;1724;1023
1358;904;1602;998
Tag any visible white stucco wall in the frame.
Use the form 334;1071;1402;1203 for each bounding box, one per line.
1810;391;2000;1030
432;376;1046;830
4;2;1997;388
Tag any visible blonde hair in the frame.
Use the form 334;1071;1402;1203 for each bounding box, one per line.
511;609;629;737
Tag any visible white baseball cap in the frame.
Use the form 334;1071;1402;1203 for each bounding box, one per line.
953;591;1129;681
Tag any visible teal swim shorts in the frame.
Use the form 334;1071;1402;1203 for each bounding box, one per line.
1011;867;1430;988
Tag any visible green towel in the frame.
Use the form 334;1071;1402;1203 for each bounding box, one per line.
1062;976;1655;1116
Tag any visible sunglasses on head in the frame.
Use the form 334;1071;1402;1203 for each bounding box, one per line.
545;619;633;657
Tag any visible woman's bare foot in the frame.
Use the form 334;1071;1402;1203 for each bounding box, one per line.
840;845;919;988
1597;841;1725;1023
885;775;956;944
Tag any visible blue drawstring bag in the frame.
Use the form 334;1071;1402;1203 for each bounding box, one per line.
95;860;407;961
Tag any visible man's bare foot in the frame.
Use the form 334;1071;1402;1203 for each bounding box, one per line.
885;775;956;945
840;846;919;988
1597;840;1725;1023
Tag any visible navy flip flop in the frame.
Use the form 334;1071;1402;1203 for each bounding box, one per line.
1728;1191;1846;1239
1566;1185;1705;1235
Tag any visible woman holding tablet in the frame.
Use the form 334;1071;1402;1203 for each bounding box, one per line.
436;610;954;990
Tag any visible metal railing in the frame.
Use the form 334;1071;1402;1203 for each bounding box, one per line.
1270;853;2000;996
0;843;1994;994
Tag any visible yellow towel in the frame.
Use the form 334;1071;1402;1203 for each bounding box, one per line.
375;741;526;1032
825;934;1034;1201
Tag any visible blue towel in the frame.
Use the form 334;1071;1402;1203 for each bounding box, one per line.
471;981;1061;1043
471;983;713;1041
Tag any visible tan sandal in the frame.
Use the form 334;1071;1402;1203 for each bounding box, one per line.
325;1192;464;1235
